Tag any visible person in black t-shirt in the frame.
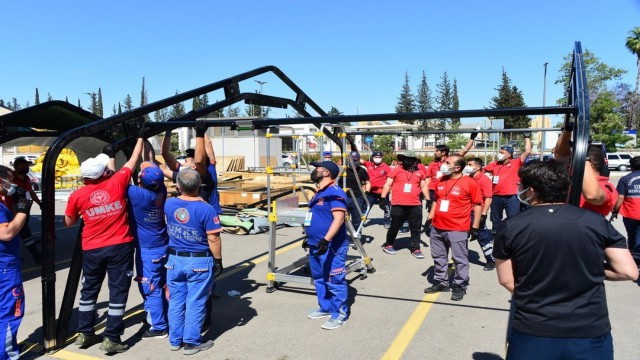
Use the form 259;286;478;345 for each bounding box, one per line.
344;151;370;235
493;160;638;360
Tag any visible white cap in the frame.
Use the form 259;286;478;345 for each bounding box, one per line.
80;153;110;179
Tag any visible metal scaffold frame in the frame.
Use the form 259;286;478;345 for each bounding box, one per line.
264;124;375;293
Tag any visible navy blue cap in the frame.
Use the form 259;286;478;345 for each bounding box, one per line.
311;161;340;179
372;151;383;157
500;145;514;155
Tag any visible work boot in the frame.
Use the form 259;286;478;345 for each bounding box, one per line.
424;283;450;293
483;261;496;271
99;338;129;354
451;285;466;301
74;333;101;348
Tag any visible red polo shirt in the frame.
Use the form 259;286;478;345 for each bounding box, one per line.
426;160;445;190
483;158;523;196
364;161;392;195
388;166;426;206
432;175;483;231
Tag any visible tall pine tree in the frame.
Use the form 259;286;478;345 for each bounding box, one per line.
490;68;530;136
435;72;453;142
97;88;104;117
451;79;460;129
123;94;133;112
416;70;433;131
395;71;415;124
35;88;40;105
140;77;150;121
170;91;186;118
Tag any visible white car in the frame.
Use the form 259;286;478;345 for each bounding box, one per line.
607;153;632;171
280;154;295;167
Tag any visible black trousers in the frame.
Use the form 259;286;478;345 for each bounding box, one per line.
78;242;133;342
384;205;423;251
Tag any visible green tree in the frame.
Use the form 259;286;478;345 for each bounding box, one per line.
373;134;395;153
591;91;632;150
451;78;460;129
140;77;150;121
625;27;640;96
170;91;186;118
226;106;241;118
123;94;133;112
35;88;40;105
77;99;81;108
65;96;68;103
118;102;122;114
87;92;98;115
97;88;104;117
416;70;433;131
327;106;343;116
47;93;53;101
112;104;117;116
435;72;453;142
395;71;415;124
490;68;530;135
154;107;169;122
555;50;626;104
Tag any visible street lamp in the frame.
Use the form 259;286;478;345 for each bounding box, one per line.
254;80;267;94
541;62;548;155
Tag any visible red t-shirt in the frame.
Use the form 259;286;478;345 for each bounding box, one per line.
388;166;426;206
432;175;482;232
472;172;493;200
579;176;618;216
364;161;392;194
65;168;134;250
483;158;523;196
617;171;640;220
5;175;32;210
426;160;444;190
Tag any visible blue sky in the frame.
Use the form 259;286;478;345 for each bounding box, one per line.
2;1;639;124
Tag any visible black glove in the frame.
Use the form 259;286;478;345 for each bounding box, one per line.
301;238;309;250
314;238;330;256
479;214;487;229
609;212;618;222
522;131;532;138
16;199;33;214
563;122;574;132
425;199;433;210
195;120;208;138
468;228;479;241
213;258;223;278
138;125;152;139
103;144;116;158
423;219;432;237
470;131;479;140
379;197;389;209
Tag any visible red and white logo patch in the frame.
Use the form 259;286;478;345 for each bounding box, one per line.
213;216;220;224
90;190;110;206
174;208;189;223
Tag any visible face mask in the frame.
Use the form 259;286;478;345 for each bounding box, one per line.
402;159;414;169
310;169;323;183
497;153;506;162
517;187;534;206
1;179;17;196
462;165;475;175
16;168;29;175
440;163;451;176
373;158;382;165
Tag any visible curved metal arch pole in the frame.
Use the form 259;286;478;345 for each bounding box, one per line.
566;41;591;206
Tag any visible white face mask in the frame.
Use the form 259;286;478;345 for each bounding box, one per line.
462;165;475;175
517;187;533;206
497;153;506;161
1;179;17;196
373;157;382;165
440;163;451;176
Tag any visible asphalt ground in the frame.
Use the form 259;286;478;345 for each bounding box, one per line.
14;171;640;360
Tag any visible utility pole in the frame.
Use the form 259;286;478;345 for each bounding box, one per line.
541;62;548;156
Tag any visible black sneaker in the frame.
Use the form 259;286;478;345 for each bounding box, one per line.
183;340;214;355
483;261;496;271
140;329;168;339
424;283;450;293
451;285;466;301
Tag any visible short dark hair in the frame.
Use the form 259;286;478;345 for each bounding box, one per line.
468;157;484;167
587;145;605;173
435;144;450;156
518;160;569;204
631;156;640;171
0;165;12;180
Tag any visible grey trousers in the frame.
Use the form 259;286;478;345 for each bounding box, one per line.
429;228;469;287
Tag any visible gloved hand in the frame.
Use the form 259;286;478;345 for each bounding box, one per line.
314;238;330;256
522;131;532;138
16;199;33;214
609;212;618;222
423;218;432;237
379;197;389;209
562;122;575;132
195;120;208;138
470;131;479;140
301;238;309;250
213;258;223;277
425;199;433;210
103;144;116;158
479;214;487;229
468;228;479;241
138;125;152;139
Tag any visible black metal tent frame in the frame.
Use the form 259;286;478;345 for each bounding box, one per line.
37;42;589;352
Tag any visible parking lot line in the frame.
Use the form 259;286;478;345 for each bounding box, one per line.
381;292;441;360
